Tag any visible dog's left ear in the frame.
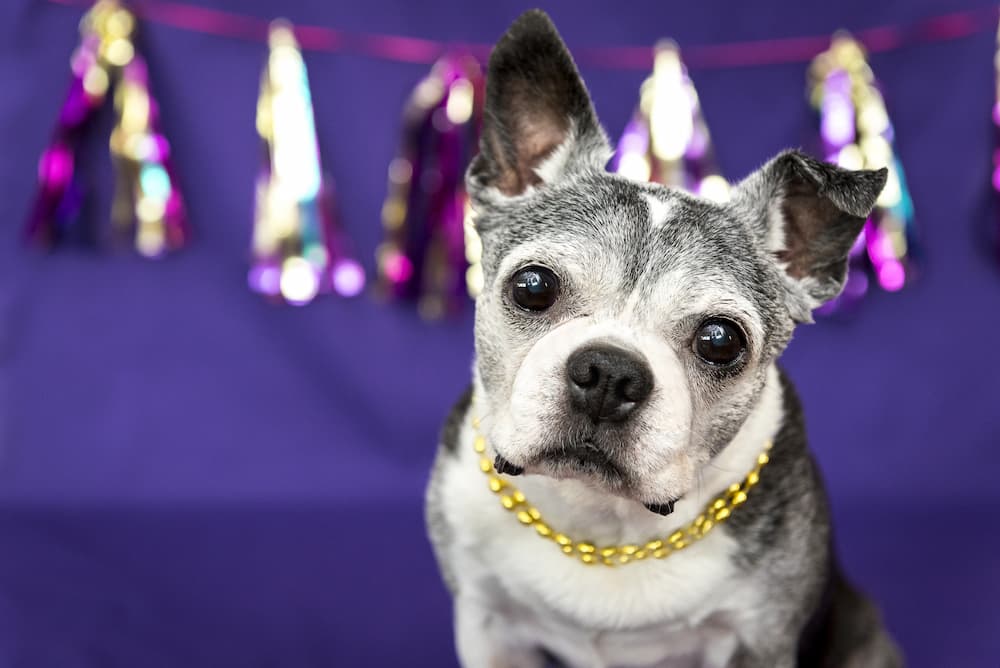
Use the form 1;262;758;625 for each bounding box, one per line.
467;10;611;206
730;150;887;322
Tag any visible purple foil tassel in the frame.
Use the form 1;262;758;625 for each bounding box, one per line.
611;41;729;203
993;20;1000;264
376;54;484;319
25;28;106;246
809;35;917;315
25;0;188;256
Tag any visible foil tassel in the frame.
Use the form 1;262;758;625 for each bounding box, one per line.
612;41;729;203
25;0;188;256
993;19;1000;262
249;21;366;305
376;55;485;319
809;34;917;314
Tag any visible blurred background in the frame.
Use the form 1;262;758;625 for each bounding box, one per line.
2;0;999;666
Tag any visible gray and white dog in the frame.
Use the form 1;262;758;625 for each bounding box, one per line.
426;10;901;668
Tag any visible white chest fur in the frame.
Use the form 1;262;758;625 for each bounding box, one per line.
436;368;785;667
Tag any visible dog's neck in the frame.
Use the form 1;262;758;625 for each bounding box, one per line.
469;365;785;547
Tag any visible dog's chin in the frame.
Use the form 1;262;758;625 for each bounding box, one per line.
526;442;629;491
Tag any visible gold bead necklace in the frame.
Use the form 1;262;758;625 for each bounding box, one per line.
470;412;772;567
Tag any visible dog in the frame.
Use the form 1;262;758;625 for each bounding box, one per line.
426;10;901;668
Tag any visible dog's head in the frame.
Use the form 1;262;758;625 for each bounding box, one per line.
469;11;886;510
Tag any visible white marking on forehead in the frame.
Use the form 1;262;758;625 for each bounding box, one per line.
643;194;674;228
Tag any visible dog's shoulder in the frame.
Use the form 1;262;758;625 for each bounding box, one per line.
425;385;474;594
440;384;474;454
724;367;830;569
797;562;904;667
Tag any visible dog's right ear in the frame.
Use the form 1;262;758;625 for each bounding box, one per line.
730;150;887;322
467;10;611;207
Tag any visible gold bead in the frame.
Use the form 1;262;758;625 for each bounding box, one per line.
577;543;596;554
712;499;726;511
580;553;596;564
645;539;663;551
747;472;759;486
602;557;615;566
701;519;714;533
653;548;669;558
757;453;770;466
83;65;109;97
473;436;486;453
621;544;638;555
731;491;747;505
618;554;631;564
534;522;552;537
668;531;684;544
528;507;541;521
513;491;526;504
500;495;515;509
562;545;574;554
106;9;135;39
471;416;480;429
634;550;647;560
554;534;572;546
516;511;533;525
479;458;492;472
694;514;705;527
715;507;731;521
104;38;135;67
600;547;617;558
488;477;504;493
728;483;741;494
673;540;687;550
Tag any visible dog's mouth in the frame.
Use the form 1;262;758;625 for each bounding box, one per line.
529;441;626;485
495;441;680;515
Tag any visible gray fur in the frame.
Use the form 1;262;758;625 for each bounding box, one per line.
427;10;900;667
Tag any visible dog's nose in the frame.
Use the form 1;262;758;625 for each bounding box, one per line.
566;344;653;422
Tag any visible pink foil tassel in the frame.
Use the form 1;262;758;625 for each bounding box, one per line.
26;0;188;256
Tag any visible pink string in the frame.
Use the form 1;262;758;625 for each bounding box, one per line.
46;0;999;69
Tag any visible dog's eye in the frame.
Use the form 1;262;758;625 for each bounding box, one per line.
511;265;559;311
693;318;746;367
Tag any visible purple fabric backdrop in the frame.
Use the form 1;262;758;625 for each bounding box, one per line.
1;0;999;666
